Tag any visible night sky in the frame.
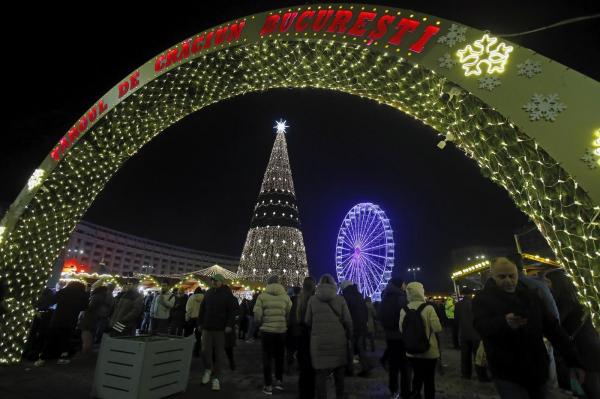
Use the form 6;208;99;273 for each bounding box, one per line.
2;1;598;291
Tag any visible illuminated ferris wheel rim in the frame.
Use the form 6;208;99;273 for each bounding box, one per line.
335;202;394;299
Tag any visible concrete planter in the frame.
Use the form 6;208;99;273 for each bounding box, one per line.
91;334;194;399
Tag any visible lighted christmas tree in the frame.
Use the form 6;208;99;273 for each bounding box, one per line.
237;120;308;287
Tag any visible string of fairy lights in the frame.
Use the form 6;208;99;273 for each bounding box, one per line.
0;37;598;364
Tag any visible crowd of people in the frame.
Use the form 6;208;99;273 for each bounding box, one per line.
5;254;600;399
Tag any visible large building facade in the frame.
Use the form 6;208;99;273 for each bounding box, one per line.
237;121;308;286
63;220;238;276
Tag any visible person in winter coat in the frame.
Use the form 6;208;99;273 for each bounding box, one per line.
238;298;250;340
340;280;371;376
109;282;144;336
378;277;411;399
286;286;302;374
36;281;89;366
23;288;56;361
305;274;353;399
295;276;316;399
455;287;489;382
246;291;260;342
151;287;175;334
185;288;204;331
78;285;108;355
185;287;204;355
365;297;376;352
224;286;240;371
198;274;236;392
169;288;188;336
472;257;583;398
444;296;459;349
140;292;155;334
94;283;115;343
545;268;600;398
399;282;442;399
253;275;293;395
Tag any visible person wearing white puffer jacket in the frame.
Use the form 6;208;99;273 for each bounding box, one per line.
399;282;442;399
150;287;175;334
254;275;292;395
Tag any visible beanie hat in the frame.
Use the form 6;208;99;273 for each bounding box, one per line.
340;280;354;290
267;275;280;284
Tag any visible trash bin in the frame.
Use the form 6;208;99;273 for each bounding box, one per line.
91;334;194;399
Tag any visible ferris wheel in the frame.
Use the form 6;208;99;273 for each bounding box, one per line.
335;202;394;301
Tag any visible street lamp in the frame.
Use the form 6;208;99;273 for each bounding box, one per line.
407;266;421;281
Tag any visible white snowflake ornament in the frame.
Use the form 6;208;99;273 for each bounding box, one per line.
517;59;542;78
478;76;502;91
522;94;566;122
580;149;598;169
437;24;467;47
438;53;456;69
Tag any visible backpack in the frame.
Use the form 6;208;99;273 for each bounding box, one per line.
401;303;432;354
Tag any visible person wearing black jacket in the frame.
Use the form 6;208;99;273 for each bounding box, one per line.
341;280;371;376
36;281;88;366
377;277;411;399
545;268;600;398
198;274;236;392
455;287;489;382
473;257;583;398
295;276;316;399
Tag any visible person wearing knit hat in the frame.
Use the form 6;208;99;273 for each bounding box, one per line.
254;273;292;394
340;280;354;291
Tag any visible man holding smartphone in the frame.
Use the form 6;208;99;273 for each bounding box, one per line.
472;257;584;398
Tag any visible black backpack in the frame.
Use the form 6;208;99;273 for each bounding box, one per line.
401;303;432;354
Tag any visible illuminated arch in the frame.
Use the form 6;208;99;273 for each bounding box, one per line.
0;4;598;364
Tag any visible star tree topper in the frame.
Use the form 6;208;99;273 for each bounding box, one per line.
274;119;289;134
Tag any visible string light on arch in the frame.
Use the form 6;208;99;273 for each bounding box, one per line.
0;26;597;364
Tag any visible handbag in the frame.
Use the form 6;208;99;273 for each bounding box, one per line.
326;301;353;366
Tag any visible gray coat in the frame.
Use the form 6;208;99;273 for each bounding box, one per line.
305;283;353;370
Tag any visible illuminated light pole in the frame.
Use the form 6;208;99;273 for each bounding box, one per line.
407;266;421;282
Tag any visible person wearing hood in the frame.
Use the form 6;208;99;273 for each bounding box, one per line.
305;274;353;399
254;274;292;395
378;277;411;399
340;280;371;377
473;257;583;398
399;282;442;399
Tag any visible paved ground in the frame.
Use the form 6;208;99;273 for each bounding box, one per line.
0;330;509;399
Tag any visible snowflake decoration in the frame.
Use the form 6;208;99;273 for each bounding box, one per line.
27;169;46;191
456;34;513;76
437;24;467;47
517;59;542;78
478;76;502;91
438;53;456;69
522;94;567;122
580;149;598;169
